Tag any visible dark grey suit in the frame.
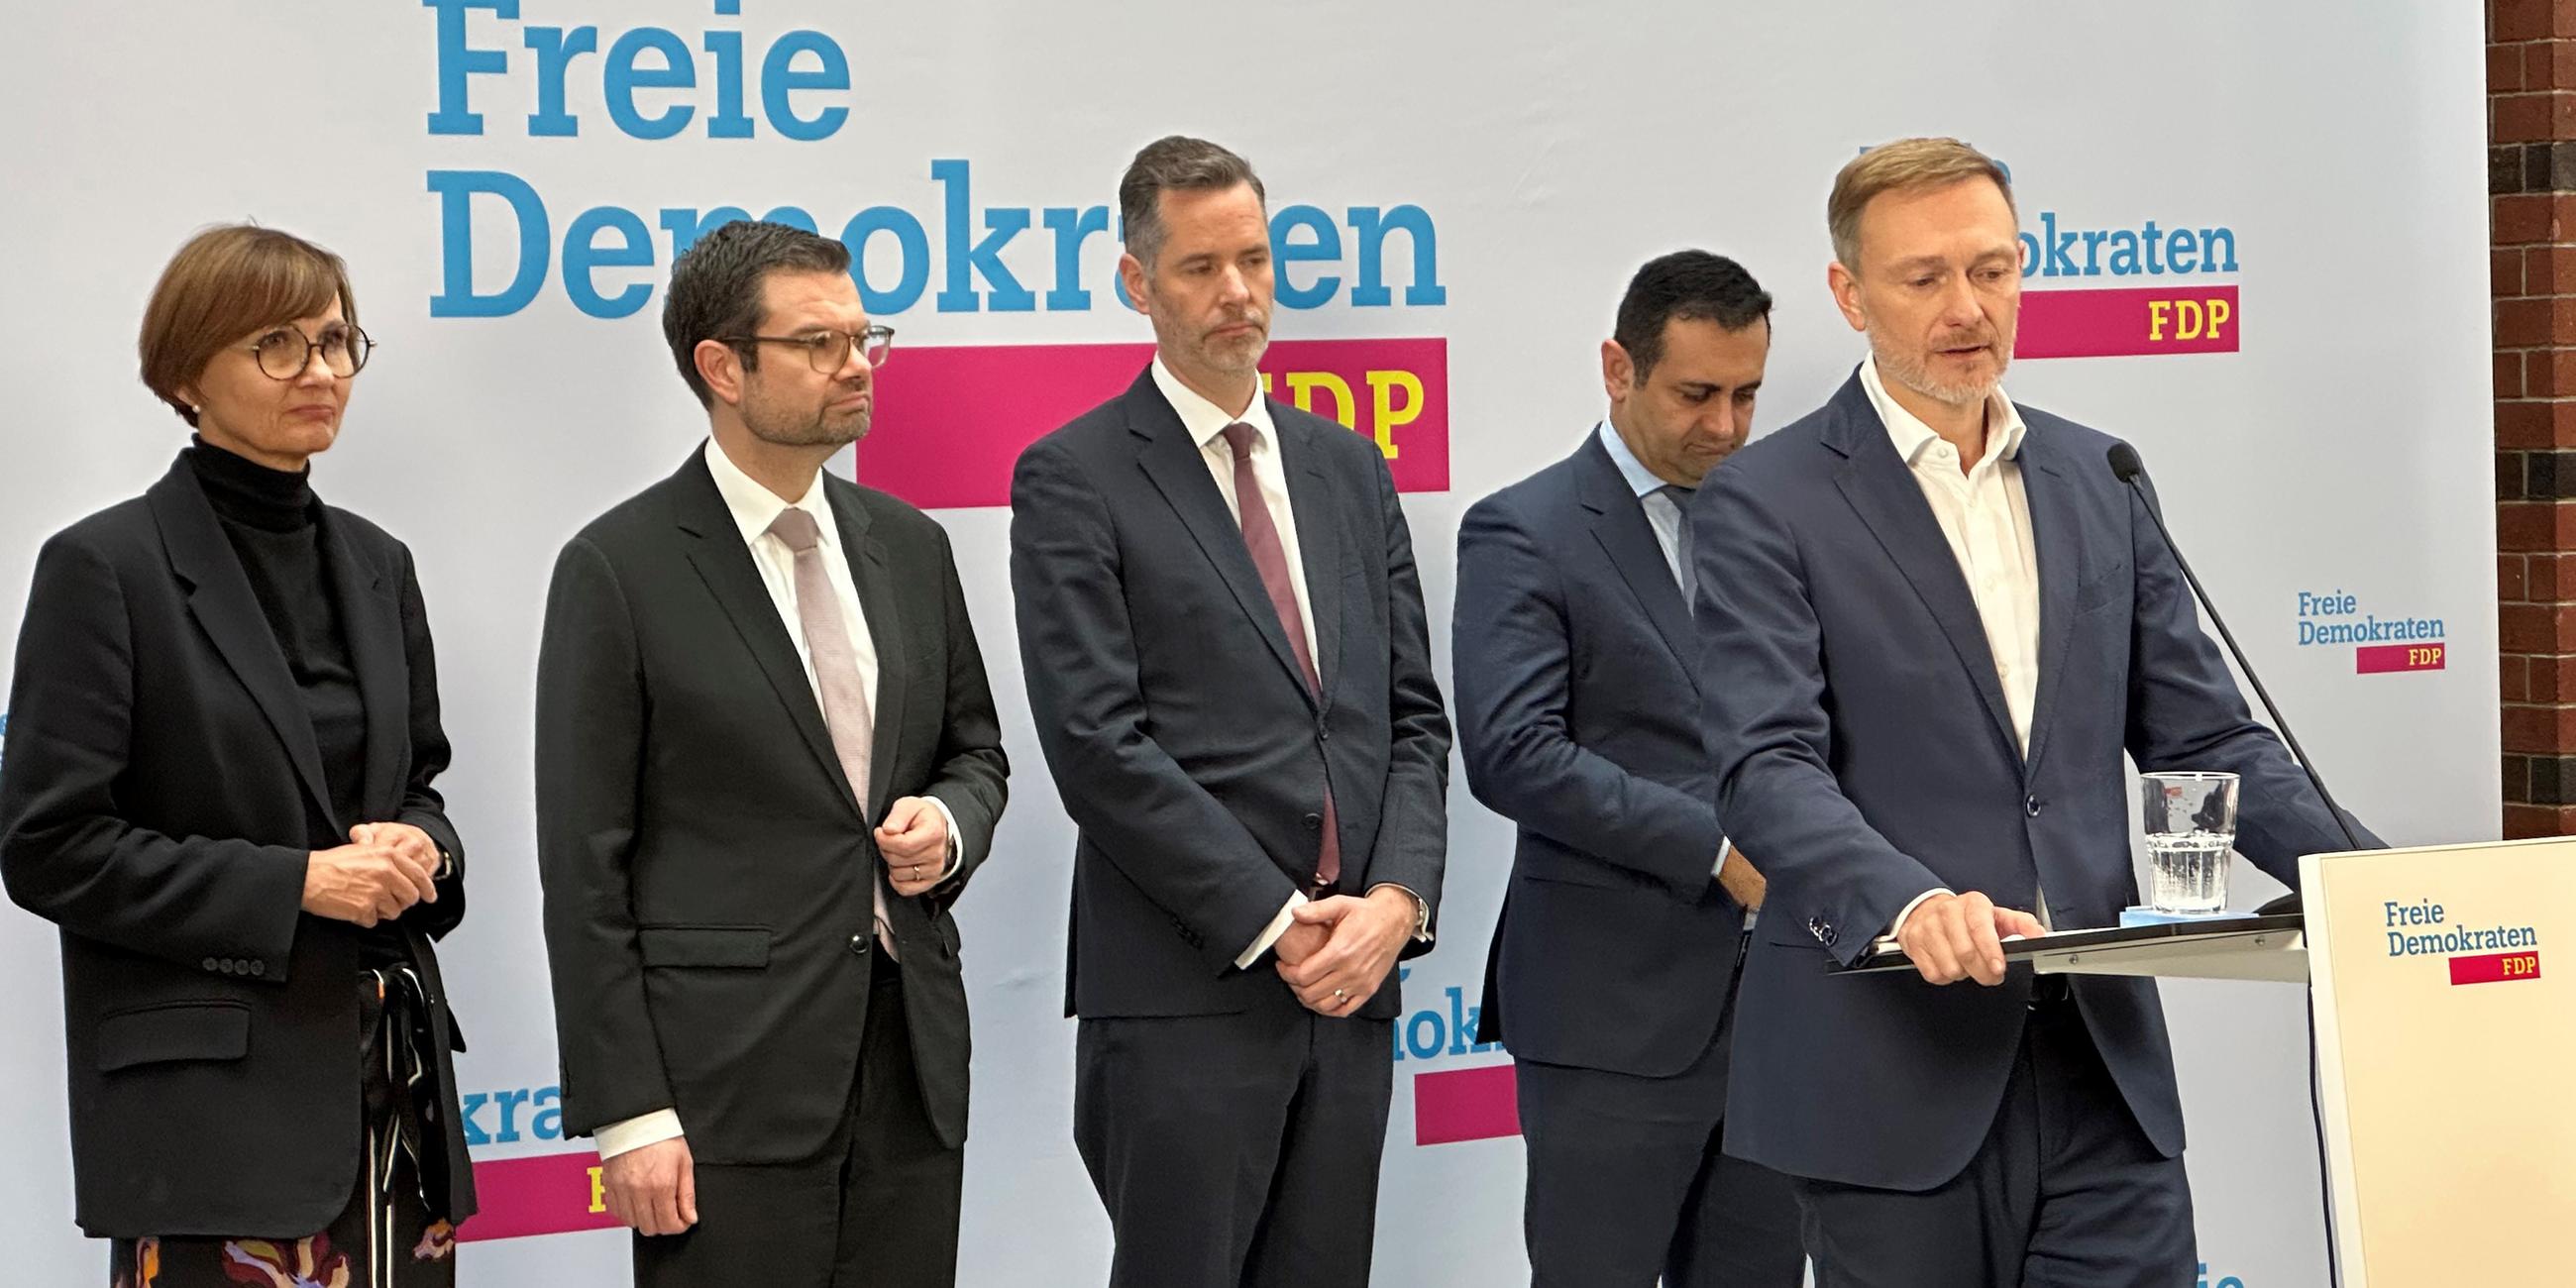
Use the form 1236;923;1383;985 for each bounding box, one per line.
1010;367;1449;1287
536;449;1007;1286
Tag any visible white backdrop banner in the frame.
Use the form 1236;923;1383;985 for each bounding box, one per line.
0;3;2494;1285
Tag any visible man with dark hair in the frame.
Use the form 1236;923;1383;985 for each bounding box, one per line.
1009;135;1450;1287
1455;249;1804;1286
536;218;1009;1287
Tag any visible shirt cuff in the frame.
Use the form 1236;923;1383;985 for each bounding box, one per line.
1884;888;1956;943
923;796;965;880
1234;892;1310;969
1712;835;1731;878
594;1109;684;1160
1366;883;1434;943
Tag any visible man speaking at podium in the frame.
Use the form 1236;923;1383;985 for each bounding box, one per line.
1689;137;2380;1286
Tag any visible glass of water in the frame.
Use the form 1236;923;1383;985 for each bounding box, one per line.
2140;771;2239;914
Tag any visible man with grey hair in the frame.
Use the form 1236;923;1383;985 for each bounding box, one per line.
1689;137;2378;1285
1009;136;1450;1287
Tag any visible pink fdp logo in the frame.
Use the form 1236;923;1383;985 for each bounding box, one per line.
2018;286;2241;359
855;338;1449;510
456;1151;621;1242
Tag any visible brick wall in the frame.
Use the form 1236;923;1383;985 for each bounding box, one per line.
2492;0;2576;836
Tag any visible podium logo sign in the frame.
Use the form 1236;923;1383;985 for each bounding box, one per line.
2383;897;2542;985
2292;589;2446;675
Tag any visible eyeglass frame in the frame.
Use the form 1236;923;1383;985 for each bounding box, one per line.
243;322;374;381
721;324;896;374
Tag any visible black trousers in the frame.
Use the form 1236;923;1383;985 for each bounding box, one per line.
1075;998;1394;1288
1792;988;2196;1288
633;958;964;1288
1517;978;1804;1287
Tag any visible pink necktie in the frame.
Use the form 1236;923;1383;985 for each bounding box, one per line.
1220;423;1340;892
767;507;897;957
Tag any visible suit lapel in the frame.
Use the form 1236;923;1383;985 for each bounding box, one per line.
1575;434;1698;689
1125;372;1317;705
147;461;338;827
830;485;907;819
672;453;864;820
2017;428;2082;776
1277;412;1344;699
1822;377;2020;761
317;511;407;818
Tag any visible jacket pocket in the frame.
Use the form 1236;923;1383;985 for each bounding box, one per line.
96;1000;251;1072
2074;560;2131;611
637;924;772;968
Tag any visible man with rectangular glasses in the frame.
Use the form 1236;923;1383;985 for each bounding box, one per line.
535;218;1009;1287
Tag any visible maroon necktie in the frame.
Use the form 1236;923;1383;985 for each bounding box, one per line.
1221;423;1341;891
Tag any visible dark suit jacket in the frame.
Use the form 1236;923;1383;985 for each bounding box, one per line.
0;455;473;1238
1695;372;2379;1191
536;449;1007;1161
1456;433;1746;1078
1009;368;1449;1022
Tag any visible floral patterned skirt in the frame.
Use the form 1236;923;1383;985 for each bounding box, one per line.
108;970;460;1288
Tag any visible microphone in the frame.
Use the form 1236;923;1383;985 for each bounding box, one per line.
2106;443;2365;863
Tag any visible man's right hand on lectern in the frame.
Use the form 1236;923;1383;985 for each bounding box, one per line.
1896;891;2047;987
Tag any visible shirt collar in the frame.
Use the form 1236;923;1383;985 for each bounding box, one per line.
702;437;836;552
1595;418;1671;499
1152;356;1277;453
1859;355;2027;470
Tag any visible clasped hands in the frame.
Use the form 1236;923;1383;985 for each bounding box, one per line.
300;822;443;927
1274;887;1416;1019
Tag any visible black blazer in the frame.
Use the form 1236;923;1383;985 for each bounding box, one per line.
1454;433;1748;1079
535;450;1008;1162
0;455;473;1239
1009;368;1451;1022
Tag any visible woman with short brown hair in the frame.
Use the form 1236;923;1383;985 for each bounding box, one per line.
0;223;476;1286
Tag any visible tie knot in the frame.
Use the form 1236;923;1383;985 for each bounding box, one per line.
767;506;823;553
1659;483;1694;507
1220;422;1257;462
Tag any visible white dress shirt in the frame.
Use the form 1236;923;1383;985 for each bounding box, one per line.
1858;358;2054;941
1160;359;1319;662
1143;361;1426;966
594;438;963;1161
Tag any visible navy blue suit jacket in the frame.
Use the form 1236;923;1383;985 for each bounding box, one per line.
1694;372;2376;1190
1456;433;1745;1078
1011;369;1450;1022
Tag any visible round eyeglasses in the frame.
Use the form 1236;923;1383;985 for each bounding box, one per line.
247;323;373;380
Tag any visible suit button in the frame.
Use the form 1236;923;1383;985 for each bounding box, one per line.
250;961;266;978
2025;795;2044;817
202;957;220;972
849;934;871;956
1301;812;1323;831
1317;723;1331;741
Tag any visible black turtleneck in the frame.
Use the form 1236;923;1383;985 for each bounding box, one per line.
184;437;370;855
